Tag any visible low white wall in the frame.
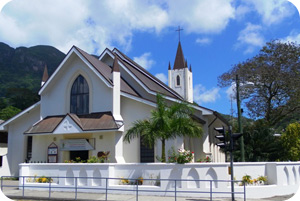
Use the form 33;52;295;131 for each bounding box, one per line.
18;162;300;199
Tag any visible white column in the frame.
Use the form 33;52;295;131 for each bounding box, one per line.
112;71;123;121
114;131;125;163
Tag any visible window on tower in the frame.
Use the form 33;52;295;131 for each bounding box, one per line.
176;75;180;86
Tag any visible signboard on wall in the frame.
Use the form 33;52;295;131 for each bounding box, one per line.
47;142;58;163
60;139;94;151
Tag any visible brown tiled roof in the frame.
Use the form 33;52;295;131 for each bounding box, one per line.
24;112;119;134
173;42;186;70
74;112;119;130
74;46;139;97
121;78;140;97
113;49;183;100
25;115;64;134
74;46;113;85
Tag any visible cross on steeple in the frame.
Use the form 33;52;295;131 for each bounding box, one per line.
175;26;183;42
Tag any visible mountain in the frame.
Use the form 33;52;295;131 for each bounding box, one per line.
0;42;65;110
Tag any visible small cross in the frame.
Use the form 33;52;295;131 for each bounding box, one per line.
63;120;72;131
175;26;184;42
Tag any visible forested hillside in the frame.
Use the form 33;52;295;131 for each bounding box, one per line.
0;42;65;117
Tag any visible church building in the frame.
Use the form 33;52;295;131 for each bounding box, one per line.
0;42;227;176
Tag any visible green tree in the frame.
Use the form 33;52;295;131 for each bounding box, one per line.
6;88;39;110
218;40;300;126
281;122;300;161
124;94;203;162
233;120;282;162
0;106;21;121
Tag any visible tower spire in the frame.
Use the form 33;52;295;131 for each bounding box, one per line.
173;41;185;70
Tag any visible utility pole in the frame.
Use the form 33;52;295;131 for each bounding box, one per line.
236;74;245;162
229;126;235;201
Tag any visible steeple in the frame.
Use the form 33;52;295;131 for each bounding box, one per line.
168;40;193;103
173;41;185;70
168;61;171;70
41;65;49;86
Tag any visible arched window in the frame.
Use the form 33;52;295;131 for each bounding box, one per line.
176;75;180;86
70;75;89;115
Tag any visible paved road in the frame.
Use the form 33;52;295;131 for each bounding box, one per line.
0;180;295;201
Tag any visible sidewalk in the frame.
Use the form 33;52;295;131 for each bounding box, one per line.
1;180;294;201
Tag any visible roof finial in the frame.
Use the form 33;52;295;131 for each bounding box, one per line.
41;64;49;86
112;56;120;72
175;26;183;42
168;61;171;70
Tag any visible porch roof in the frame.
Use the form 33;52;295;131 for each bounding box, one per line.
24;112;120;134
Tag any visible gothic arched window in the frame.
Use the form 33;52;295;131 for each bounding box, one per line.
70;75;89;115
176;75;180;86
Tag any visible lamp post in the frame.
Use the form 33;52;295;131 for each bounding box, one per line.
236;74;245;162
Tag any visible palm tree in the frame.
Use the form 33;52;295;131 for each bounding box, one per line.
124;94;203;162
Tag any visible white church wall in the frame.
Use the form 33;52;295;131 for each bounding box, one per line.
5;105;40;176
92;132;116;163
31;135;49;163
30;132;118;164
121;96;155;162
40;54;113;118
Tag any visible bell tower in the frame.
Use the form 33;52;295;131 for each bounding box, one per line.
168;41;193;103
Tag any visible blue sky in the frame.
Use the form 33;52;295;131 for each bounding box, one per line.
0;0;300;116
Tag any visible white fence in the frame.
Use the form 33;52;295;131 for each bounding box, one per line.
19;162;300;199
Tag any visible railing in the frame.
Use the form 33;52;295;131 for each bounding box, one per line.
0;176;246;201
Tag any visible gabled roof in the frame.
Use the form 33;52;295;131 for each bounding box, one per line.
173;41;186;70
39;46;139;97
24;112;120;134
112;48;183;100
74;46;113;85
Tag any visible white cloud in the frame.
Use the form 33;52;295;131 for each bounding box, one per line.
155;73;168;84
0;0;236;54
0;0;168;54
236;23;264;54
133;52;155;70
226;83;236;100
235;5;251;20
195;37;212;45
283;31;300;44
245;0;294;25
167;0;235;34
193;84;220;104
